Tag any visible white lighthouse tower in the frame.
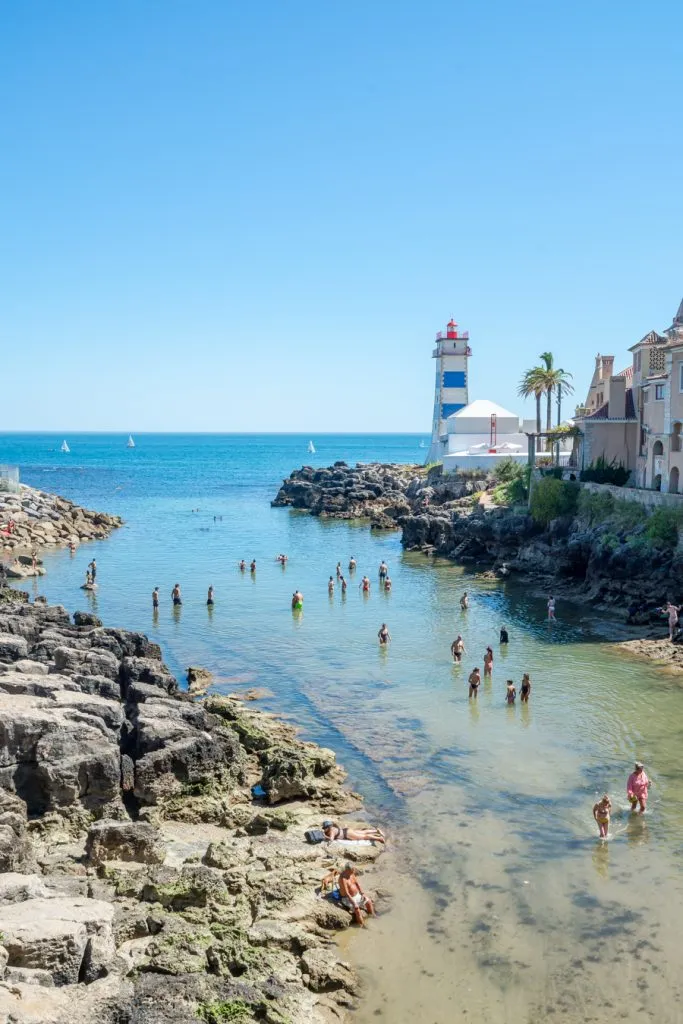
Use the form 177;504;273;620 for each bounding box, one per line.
426;318;471;463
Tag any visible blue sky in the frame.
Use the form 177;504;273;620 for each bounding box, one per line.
1;1;682;432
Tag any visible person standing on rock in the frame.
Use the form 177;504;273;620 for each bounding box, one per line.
172;583;182;606
663;601;681;642
468;667;481;698
152;587;160;611
451;635;465;663
378;623;391;645
338;863;376;926
547;595;556;621
460;592;469;610
89;559;97;582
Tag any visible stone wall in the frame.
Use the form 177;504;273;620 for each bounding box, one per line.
580;481;683;510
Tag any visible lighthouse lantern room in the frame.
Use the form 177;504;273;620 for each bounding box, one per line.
426;318;471;463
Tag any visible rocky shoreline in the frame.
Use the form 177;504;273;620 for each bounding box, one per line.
1;485;122;578
273;462;683;623
0;582;385;1023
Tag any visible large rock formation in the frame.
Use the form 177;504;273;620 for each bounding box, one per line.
0;484;122;561
0;586;383;1023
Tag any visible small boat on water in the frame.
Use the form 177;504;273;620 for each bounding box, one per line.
127;435;135;449
60;440;70;453
307;440;316;454
419;440;425;449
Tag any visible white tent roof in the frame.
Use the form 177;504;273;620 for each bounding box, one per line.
448;399;518;421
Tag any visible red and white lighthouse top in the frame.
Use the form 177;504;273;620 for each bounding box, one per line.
436;319;469;342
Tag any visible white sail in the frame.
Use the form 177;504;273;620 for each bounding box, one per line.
127;435;135;448
307;440;316;454
60;440;70;453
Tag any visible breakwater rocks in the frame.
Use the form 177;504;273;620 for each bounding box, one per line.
0;587;384;1024
272;462;486;527
1;485;122;572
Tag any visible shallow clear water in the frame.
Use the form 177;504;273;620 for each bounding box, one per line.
2;433;682;1023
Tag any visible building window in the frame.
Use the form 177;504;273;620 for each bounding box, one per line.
655;384;665;400
635;351;641;372
679;363;683;393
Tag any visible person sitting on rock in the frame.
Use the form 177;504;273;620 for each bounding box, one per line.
322;821;385;844
338;863;376;926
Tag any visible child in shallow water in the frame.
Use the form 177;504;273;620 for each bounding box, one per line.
505;680;516;704
593;794;612;838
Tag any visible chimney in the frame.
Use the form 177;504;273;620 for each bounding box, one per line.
609;375;626;418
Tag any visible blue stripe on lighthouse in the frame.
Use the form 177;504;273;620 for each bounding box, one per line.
442;371;466;388
441;403;465;419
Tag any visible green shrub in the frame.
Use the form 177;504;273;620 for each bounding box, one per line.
580;456;630;486
611;500;647;531
494;458;523;483
645;507;682;548
529;478;579;526
578;489;615;524
491;464;530;506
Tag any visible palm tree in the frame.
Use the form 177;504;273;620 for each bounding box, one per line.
517;367;545;434
536;352;574;431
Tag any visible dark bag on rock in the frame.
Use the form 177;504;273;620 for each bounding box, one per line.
305;828;326;844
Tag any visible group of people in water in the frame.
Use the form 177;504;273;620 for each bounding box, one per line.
453;599;531;704
592;761;652;838
290;557;392;612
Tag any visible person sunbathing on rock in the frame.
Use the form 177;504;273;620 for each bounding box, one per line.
338;863;376;926
322;820;386;844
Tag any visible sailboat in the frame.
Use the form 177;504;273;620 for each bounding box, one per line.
419;440;425;449
307;440;316;454
60;440;70;453
127;435;135;449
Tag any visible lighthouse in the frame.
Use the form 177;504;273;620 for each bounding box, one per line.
426;318;471;463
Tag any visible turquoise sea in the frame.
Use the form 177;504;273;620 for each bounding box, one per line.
2;432;683;1023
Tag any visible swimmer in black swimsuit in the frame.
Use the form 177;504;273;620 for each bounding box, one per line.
520;673;531;702
468;667;481;698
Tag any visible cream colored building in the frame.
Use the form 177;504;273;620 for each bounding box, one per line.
574;355;637;474
574;298;683;491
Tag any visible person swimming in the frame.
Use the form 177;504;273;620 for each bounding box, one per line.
483;646;494;676
520;673;531;702
593;794;612;838
378;623;391;645
451;635;465;663
506;680;517;704
468;667;481;698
